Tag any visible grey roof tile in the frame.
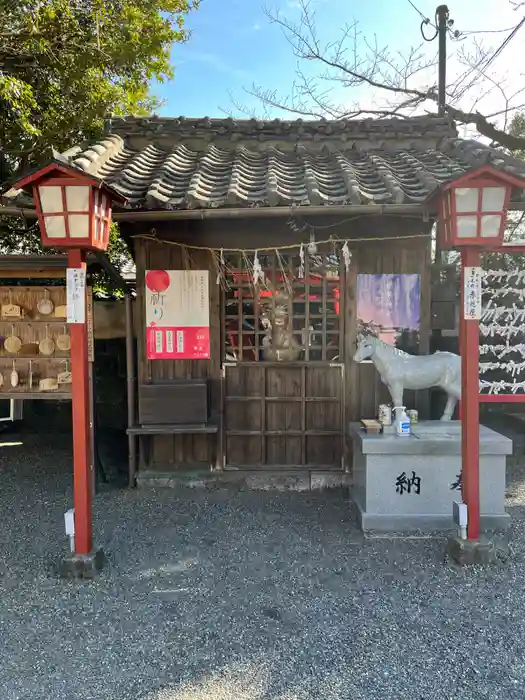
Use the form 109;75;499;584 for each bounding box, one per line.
119;258;136;281
12;116;525;211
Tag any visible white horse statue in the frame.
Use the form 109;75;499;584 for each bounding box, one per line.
353;334;461;421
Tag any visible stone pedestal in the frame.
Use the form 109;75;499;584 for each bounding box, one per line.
446;535;499;566
59;548;105;579
349;421;511;533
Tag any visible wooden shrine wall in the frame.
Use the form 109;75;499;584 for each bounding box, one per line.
134;237;221;465
346;237;432;422
130;216;432;468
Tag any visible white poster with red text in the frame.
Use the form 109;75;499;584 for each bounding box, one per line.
145;269;210;360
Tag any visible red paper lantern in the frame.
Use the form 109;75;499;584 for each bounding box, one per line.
12;163;125;252
438;165;525;250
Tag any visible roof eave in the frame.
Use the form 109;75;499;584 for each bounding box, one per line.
114;203;429;221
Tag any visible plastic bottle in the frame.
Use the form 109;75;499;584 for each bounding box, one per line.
394;406;411;436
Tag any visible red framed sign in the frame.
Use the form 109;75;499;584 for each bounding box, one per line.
145;269;210;360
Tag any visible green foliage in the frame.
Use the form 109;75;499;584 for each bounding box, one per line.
0;217;43;255
90;224;133;298
0;215;133;294
0;0;197;159
510;113;525;156
0;0;197;289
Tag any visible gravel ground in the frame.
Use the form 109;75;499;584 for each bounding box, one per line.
2;432;525;700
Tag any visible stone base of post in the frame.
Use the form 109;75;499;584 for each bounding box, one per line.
59;548;105;579
446;535;501;566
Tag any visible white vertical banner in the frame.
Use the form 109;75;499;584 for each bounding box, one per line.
67;267;87;324
463;266;483;320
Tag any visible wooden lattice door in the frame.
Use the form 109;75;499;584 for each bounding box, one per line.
221;249;345;469
223;362;344;469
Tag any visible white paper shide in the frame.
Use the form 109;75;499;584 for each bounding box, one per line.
480;269;525;395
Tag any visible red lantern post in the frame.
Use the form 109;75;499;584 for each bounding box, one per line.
67;249;92;553
438;165;525;540
12;163;124;574
459;248;482;539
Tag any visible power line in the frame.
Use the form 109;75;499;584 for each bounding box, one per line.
479;16;525;74
405;0;441;43
406;2;524;107
459;25;517;36
406;0;433;25
452;16;525;99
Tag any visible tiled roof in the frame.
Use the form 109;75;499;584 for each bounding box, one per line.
119;257;136;281
13;116;525;210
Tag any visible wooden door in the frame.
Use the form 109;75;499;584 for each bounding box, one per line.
223;362;344;469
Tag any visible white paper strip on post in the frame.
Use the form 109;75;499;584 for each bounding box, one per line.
464;266;483;320
66;268;87;324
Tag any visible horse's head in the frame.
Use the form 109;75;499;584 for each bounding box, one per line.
353;333;377;363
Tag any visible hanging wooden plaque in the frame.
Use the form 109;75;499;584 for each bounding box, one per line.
1;304;21;318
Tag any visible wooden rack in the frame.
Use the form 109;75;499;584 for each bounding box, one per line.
0;286;93;400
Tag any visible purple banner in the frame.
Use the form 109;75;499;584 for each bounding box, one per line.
356;274;420;345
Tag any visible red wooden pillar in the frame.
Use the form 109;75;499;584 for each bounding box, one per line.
68;249;93;554
459;248;481;540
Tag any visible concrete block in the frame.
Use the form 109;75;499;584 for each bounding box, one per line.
136;472;170;487
355;421;513;456
310;472;351;490
349;421;511;533
245;472;311;491
137;471;212;488
59;548;105;580
446;535;498;566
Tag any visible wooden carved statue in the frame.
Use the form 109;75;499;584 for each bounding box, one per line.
262;295;300;362
353;333;461;421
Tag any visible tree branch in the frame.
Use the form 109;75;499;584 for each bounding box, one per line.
236;0;525;151
445;105;525;149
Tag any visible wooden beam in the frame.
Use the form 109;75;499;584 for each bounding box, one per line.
0;269;66;278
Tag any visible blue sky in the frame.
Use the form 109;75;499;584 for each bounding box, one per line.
153;0;524;121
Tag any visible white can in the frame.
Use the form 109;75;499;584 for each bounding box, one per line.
378;404;392;426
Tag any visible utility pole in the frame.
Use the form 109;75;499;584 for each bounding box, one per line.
434;6;450;267
436;5;450;116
